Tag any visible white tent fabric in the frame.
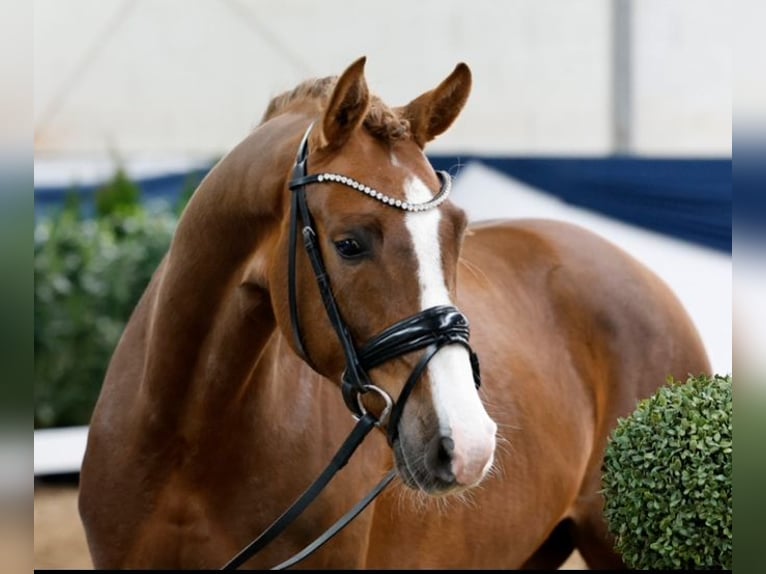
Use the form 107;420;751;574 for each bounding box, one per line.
33;0;729;157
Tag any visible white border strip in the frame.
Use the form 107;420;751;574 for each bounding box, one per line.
34;426;89;475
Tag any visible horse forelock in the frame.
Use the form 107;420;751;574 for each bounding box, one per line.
260;76;410;143
364;99;410;141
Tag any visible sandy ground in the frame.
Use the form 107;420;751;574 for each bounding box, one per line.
34;485;587;570
34;485;93;570
1;516;32;574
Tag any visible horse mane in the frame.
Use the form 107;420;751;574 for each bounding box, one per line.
260;76;410;142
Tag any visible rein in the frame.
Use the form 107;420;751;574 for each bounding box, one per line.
222;124;481;570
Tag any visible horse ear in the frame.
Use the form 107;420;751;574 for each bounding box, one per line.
399;63;472;148
321;56;370;150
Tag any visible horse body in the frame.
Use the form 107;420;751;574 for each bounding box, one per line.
79;59;710;569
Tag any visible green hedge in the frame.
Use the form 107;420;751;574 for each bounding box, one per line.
602;373;732;569
34;170;187;428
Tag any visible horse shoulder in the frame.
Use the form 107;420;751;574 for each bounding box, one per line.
79;256;173;567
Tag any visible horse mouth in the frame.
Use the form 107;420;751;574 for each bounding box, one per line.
392;439;464;496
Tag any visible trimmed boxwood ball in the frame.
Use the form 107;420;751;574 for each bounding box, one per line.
601;373;732;570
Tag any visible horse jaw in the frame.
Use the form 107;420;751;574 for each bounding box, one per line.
402;174;498;489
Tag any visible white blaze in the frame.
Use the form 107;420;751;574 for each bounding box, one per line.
403;175;497;486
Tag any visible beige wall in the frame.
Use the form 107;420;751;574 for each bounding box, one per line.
34;0;730;158
631;0;731;155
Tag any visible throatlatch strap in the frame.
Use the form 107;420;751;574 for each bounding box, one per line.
288;191;314;367
287;128;315;368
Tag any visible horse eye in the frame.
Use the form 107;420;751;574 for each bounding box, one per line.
334;238;365;259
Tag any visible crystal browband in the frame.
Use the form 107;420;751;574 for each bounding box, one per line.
314;171;452;212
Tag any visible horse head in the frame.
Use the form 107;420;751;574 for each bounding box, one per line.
263;57;497;496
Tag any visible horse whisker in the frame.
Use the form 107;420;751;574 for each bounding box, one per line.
459;256;490;286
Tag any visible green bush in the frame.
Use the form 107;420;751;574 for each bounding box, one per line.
602;373;732;570
34;170;183;428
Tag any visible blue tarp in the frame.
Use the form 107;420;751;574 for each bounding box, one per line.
430;156;731;254
34;156;732;254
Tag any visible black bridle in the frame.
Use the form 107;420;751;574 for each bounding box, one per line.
222;124;481;570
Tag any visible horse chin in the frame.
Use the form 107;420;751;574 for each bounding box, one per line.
392;439;466;497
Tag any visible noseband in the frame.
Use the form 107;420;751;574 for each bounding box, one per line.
223;123;481;570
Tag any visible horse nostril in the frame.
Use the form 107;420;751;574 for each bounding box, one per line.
426;435;456;485
437;436;454;465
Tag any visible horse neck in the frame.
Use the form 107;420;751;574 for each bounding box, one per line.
136;114;314;432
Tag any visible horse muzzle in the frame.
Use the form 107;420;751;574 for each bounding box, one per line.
393;415;496;494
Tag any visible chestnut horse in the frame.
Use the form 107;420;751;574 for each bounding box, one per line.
79;57;710;569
